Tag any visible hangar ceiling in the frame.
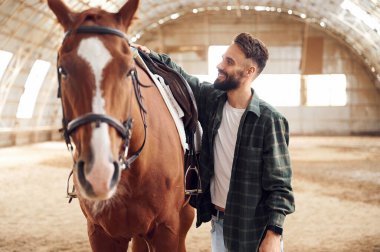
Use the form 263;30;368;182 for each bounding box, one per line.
0;0;379;99
0;0;379;143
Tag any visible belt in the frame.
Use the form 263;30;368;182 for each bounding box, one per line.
212;207;224;219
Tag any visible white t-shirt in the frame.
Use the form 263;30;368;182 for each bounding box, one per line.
210;101;245;208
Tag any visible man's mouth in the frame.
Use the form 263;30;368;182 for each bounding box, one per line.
217;71;227;79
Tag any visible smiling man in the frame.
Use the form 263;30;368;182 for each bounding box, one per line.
136;32;295;252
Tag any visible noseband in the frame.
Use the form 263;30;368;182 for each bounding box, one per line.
57;26;147;175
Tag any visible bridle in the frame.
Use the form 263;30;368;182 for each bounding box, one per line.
56;26;148;199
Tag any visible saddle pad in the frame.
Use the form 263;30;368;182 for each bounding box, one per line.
132;48;187;151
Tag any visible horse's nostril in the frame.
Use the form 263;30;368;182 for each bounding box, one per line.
76;160;95;197
77;160;86;188
110;161;120;189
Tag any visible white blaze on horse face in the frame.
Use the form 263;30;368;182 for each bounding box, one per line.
77;38;116;197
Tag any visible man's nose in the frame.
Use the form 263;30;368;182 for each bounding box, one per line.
216;63;223;71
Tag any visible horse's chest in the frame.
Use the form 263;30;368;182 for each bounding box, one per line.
83;198;155;238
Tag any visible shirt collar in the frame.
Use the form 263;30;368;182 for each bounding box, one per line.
246;88;261;117
217;88;261;116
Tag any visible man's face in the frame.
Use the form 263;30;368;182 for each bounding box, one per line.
213;68;244;91
213;43;251;91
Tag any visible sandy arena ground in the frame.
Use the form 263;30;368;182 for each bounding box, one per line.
0;136;380;252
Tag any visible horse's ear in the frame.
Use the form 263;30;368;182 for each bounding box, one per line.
47;0;76;31
116;0;139;32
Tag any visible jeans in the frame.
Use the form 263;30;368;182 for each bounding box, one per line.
210;215;284;252
211;215;227;252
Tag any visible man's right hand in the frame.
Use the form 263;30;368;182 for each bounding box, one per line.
259;230;281;252
131;43;151;54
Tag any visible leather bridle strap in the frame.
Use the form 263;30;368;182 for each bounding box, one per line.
121;69;147;168
67;113;128;139
63;26;128;42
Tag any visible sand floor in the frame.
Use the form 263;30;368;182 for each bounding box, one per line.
0;136;379;251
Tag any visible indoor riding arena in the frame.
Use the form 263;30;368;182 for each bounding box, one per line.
0;0;380;251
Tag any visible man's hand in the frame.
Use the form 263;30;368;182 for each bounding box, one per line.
259;230;281;252
130;43;151;54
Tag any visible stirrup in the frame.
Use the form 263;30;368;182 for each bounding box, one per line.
184;165;202;195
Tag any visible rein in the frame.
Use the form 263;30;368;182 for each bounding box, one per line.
56;26;148;200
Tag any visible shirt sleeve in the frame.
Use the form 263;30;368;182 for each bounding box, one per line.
149;51;210;107
262;114;295;228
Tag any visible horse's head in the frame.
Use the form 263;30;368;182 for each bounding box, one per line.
48;0;140;200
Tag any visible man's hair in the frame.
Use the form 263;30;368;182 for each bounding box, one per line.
234;32;269;74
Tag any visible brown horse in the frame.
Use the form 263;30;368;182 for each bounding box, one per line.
48;0;194;251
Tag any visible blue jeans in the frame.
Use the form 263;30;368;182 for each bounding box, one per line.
210;215;284;252
211;215;227;252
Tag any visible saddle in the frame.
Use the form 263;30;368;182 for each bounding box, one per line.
138;50;202;196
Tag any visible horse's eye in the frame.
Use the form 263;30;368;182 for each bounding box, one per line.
58;66;68;79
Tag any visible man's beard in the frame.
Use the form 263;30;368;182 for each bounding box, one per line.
213;70;242;91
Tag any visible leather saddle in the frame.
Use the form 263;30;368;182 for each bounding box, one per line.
138;50;202;196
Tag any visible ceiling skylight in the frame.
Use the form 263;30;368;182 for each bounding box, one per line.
341;0;380;34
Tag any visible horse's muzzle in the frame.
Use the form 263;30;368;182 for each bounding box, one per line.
76;159;120;200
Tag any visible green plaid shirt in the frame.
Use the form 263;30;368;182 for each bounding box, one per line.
150;52;295;251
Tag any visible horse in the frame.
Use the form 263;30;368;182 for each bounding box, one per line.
47;0;194;251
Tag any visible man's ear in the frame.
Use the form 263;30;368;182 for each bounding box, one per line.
247;66;256;76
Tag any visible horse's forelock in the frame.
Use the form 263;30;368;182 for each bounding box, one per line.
71;8;121;31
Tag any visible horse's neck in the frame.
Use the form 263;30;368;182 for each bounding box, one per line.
128;64;183;170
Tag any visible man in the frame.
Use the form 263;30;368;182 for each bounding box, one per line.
134;32;295;252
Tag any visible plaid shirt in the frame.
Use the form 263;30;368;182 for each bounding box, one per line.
150;52;295;251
